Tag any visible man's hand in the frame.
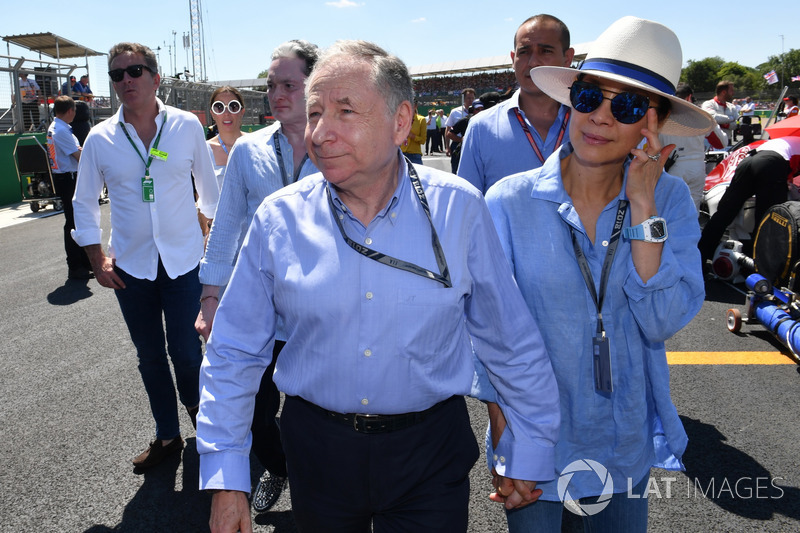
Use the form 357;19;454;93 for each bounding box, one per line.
490;473;542;509
210;490;252;533
85;244;125;289
195;286;221;341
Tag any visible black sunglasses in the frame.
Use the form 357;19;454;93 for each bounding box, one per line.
569;80;654;124
108;64;154;83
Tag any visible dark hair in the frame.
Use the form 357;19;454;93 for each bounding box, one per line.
210;85;244;107
515;14;570;52
715;80;733;96
272;39;320;76
478;91;502;109
108;42;158;73
675;83;693;100
53;95;76;115
788;96;799;106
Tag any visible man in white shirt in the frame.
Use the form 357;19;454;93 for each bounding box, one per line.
444;88;475;172
701;80;738;145
740;96;755;117
72;42;219;469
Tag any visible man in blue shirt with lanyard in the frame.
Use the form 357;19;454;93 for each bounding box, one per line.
195;39;319;514
72;42;218;470
198;40;559;533
458;14;574;194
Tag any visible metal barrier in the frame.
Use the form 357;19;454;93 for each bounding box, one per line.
156;78;269;128
1;65;269;134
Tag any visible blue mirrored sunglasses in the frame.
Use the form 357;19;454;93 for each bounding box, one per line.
569;80;653;124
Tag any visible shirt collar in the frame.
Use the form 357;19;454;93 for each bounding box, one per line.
328;149;406;227
113;97;167;127
529;142;631;205
506;89;570;123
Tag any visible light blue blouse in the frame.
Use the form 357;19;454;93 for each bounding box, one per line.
480;142;704;500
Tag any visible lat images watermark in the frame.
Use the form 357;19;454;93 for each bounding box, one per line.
557;459;786;516
630;475;786;501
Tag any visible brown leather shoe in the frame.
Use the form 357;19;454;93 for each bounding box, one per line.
132;437;184;469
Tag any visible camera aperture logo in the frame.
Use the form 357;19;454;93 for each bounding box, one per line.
557;459;614;516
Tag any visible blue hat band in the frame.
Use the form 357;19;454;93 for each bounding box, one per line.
580;58;675;96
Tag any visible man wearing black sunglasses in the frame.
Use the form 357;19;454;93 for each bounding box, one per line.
71;42;219;471
458;14;574;194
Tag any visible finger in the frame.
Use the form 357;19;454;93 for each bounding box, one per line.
489;491;506;504
504;489;524;509
497;476;515;497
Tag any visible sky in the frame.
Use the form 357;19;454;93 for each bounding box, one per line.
3;0;797;98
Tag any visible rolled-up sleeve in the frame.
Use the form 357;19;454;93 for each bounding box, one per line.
623;178;705;342
71;133;105;247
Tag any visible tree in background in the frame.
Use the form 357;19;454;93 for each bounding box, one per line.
759;49;800;88
717;62;760;94
681;57;725;93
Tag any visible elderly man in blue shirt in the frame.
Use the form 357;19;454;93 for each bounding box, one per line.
198;40;560;533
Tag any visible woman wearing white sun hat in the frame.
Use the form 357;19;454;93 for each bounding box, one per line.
475;16;715;531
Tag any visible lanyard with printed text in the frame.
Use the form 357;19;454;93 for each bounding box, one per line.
513;108;570;164
326;158;452;288
273;130;309;187
568;200;628;337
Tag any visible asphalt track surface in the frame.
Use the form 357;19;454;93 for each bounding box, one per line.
1;160;799;532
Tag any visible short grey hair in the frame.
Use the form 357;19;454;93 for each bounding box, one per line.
309;40;414;116
271;39;320;77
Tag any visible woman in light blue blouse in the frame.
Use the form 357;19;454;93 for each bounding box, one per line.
482;17;714;532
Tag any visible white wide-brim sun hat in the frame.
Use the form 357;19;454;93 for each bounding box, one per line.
530;16;715;137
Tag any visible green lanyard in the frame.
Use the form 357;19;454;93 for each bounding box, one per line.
119;111;168;178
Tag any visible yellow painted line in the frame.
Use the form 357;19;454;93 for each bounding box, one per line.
667;352;795;365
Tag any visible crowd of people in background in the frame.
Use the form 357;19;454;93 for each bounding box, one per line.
414;70;516;97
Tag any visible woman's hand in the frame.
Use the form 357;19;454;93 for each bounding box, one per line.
626;108;673;283
627;108;674;212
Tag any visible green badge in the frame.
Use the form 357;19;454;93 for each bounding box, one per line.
149;148;168;161
142;177;155;202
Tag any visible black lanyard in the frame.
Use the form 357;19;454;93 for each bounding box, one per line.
326;158;452;288
273;129;309;187
513;108;570;164
120;111;167;177
568;200;628;336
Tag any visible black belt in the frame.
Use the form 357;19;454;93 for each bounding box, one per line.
294;395;458;434
52;171;76;178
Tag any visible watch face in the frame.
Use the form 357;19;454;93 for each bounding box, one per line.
650;221;666;239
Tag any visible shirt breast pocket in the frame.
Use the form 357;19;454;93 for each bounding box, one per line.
394;286;463;365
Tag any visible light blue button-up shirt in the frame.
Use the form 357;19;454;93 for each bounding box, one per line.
457;90;570;194
481;143;704;501
199;122;318;287
197;154;560;493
